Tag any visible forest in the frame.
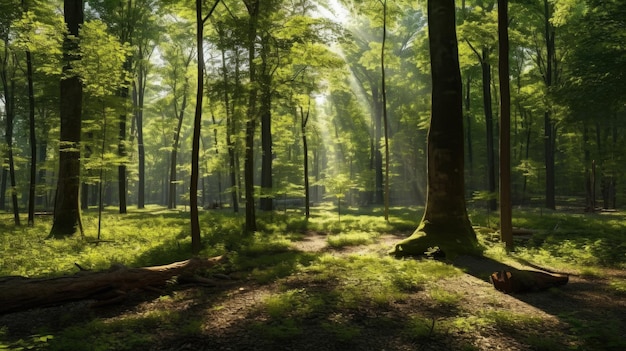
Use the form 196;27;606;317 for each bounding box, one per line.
1;0;626;350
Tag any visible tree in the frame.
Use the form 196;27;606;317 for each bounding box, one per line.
498;0;513;250
190;0;221;255
212;18;243;212
87;0;160;212
300;99;311;218
380;0;390;221
160;23;195;210
243;0;259;232
390;0;479;257
49;0;84;237
134;26;158;209
539;0;558;209
0;0;22;224
458;3;498;211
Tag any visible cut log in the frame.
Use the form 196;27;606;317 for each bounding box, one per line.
0;255;226;315
490;269;569;293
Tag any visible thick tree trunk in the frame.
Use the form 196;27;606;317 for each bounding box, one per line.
50;0;84;237
391;0;478;257
0;256;226;315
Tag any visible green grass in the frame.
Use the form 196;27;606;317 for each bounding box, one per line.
326;230;378;248
468;207;626;270
2;204;626;350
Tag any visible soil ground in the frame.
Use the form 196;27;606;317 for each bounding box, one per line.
1;232;625;350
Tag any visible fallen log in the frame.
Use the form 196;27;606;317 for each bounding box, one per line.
490;269;569;293
0;255;226;315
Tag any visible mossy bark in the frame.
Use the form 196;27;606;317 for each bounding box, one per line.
390;0;479;257
391;217;480;258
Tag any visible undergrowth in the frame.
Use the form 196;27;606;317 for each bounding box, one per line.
1;204;625;350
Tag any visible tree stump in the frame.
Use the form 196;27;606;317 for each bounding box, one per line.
490;269;569;293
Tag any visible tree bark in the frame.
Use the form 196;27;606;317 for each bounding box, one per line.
49;0;84;237
300;102;311;218
390;0;478;257
0;256;226;315
26;48;37;226
134;46;148;209
498;0;513;251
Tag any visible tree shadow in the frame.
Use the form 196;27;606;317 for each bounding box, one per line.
452;254;626;350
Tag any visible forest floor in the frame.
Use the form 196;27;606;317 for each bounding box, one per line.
2;231;626;351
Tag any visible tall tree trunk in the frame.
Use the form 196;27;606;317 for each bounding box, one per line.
481;50;497;211
543;0;556;209
118;57;131;214
259;39;273;212
168;91;188;209
190;0;220;254
498;0;513;250
300;102;310;219
465;74;473;191
218;29;239;213
26;48;36;226
380;0;390;221
1;28;18;223
371;86;384;205
391;0;478;257
134;48;148;209
5;80;20;225
50;0;84;237
244;0;259;232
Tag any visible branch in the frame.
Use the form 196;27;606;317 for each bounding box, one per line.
202;0;222;24
464;38;483;63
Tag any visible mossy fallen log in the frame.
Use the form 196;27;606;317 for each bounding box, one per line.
0;255;226;315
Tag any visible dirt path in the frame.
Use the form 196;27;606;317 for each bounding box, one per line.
1;232;625;350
